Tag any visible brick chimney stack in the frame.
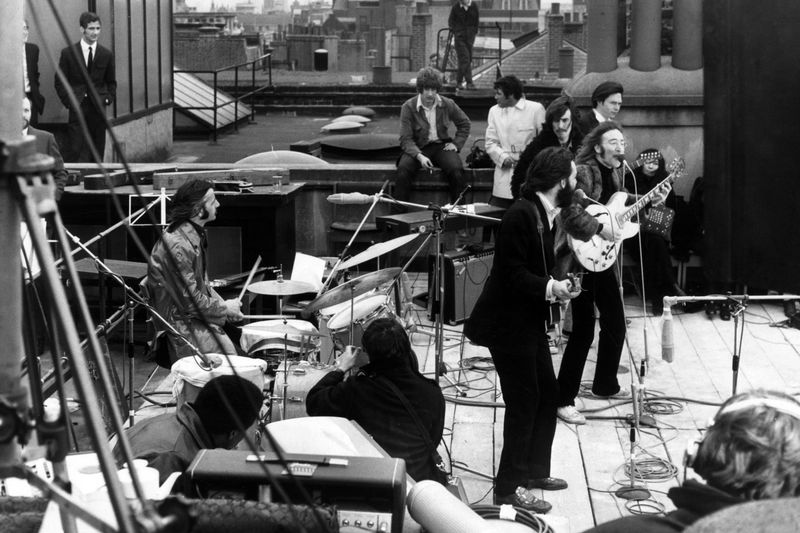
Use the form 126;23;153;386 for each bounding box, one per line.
547;3;565;72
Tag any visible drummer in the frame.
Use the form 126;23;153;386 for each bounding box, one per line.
306;318;445;482
143;179;244;365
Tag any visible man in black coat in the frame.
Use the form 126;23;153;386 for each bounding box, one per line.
55;11;116;163
23;20;45;127
306;318;445;482
465;147;582;513
448;0;479;89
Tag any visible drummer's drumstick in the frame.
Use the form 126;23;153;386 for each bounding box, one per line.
238;255;263;303
241;314;290;320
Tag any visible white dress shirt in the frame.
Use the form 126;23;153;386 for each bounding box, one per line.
81;40;96;68
416;94;442;143
485;97;545;199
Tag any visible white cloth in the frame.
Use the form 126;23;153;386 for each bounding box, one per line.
536;191;559;301
485;98;545;199
416;94;442;143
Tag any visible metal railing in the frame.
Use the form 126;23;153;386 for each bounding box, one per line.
174;53;273;142
436;23;504;84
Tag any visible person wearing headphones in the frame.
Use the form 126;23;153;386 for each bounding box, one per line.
143;179;243;364
583;389;800;532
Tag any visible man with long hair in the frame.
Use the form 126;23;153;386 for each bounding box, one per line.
511;95;584;200
396;67;471;204
306;318;445;482
144;179;243;364
584;390;800;532
465;147;582;513
555;123;669;425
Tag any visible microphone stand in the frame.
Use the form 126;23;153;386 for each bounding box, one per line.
662;293;799;395
375;189;495;397
615;158;652;501
319;180;392;295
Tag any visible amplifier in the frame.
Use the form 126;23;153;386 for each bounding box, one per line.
428;246;494;325
187;449;406;533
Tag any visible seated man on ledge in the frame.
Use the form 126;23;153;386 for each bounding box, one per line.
583;389;800;532
306;318;446;482
113;375;263;486
395;67;471;206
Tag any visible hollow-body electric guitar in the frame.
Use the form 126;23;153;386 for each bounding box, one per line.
569;157;685;272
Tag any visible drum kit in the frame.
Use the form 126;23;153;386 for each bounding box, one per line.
224;235;418;423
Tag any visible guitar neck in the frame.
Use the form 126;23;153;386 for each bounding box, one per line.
618;173;675;224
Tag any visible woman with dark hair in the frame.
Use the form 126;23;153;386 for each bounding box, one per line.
306;318;445;482
625;148;684;315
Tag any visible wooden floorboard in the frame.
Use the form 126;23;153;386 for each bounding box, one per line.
131;279;800;533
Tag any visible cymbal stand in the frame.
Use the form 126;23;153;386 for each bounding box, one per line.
379;191;483;397
320;180;392;295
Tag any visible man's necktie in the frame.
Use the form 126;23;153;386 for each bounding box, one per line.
87;47;93;72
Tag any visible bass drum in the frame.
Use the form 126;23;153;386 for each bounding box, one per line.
271;362;333;421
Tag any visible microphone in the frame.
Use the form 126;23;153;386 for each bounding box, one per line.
661;304;674;363
326;192;376;204
407;480;490;533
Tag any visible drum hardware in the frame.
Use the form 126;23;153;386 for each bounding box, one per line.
320;179;393;295
301;267;402;318
336;234;420;271
247;271;317;316
385;192;500;396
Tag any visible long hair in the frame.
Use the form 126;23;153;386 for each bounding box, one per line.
575;121;622;165
168;179;214;229
194;375;263;436
542;95;577;134
693;390;800;500
361;318;418;373
520;147;574;200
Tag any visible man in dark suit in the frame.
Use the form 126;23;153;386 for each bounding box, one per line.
23;97;67;200
23;20;45;127
55;11;116;163
465;147;581;514
448;0;480;89
577;81;623;136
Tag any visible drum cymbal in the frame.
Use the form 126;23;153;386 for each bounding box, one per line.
302;267;401;317
243;321;327;338
338;234;420;271
247;279;316;296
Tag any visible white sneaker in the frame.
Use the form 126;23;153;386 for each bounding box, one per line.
557;405;587;425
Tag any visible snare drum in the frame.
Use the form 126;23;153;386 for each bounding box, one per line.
170;355;267;408
326;294;396;349
271;362;334;421
240;319;320;361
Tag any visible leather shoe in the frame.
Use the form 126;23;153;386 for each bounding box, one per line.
494;487;552;514
528;477;568;491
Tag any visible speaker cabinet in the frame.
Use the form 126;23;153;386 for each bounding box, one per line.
428;247;493;325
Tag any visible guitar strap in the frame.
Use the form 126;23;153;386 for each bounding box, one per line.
530;199;559;329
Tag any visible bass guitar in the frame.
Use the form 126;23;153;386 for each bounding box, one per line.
568;157;685;272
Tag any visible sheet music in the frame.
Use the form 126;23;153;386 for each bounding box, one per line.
290;252;326;291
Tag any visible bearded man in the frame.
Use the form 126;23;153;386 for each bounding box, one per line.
465;147;582;514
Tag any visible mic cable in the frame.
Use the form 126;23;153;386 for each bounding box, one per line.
469;504;554;532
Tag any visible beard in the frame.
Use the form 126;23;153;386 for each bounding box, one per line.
556;182;575;208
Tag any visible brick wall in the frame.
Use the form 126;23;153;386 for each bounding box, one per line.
174;36;248;70
411;13;432;71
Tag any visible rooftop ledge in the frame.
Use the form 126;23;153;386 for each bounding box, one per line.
566;56;704;107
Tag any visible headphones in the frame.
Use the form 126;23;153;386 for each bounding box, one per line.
684;395;800;472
